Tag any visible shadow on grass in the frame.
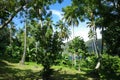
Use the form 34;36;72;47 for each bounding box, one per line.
0;60;100;80
0;60;42;80
80;67;120;80
0;60;89;80
52;73;88;80
80;68;99;79
51;68;96;80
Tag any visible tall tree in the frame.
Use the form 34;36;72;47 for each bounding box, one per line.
96;0;120;56
62;5;79;66
56;20;70;40
33;17;64;79
62;6;79;39
68;36;87;69
20;21;27;65
0;0;63;29
62;0;103;69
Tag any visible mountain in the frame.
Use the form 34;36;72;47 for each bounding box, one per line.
62;39;102;54
85;39;102;53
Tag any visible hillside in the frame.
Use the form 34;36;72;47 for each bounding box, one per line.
63;39;102;54
85;39;102;53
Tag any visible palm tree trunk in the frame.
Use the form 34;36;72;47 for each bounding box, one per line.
72;24;76;67
74;53;76;66
20;22;27;65
101;26;104;54
94;27;101;69
36;42;38;53
10;26;12;47
72;24;74;39
92;39;95;53
9;24;13;57
78;59;81;71
72;54;74;67
90;12;101;70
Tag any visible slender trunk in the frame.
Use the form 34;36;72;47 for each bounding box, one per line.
71;54;74;67
36;42;38;53
9;25;12;56
93;27;99;57
74;53;76;66
20;22;27;65
92;39;95;53
94;26;101;70
71;24;75;67
93;38;98;57
90;12;101;70
101;26;104;54
72;24;76;67
78;64;80;71
78;59;81;71
72;24;74;39
10;26;12;47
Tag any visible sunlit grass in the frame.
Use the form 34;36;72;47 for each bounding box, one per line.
1;60;43;72
52;65;80;74
0;60;96;80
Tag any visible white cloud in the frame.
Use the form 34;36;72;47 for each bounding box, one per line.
64;27;102;43
49;10;102;42
66;27;89;42
75;28;89;41
50;9;63;19
76;28;101;42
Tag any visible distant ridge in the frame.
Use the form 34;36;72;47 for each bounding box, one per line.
62;39;102;54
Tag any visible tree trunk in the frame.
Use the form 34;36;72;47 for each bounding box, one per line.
9;24;13;57
92;39;95;53
72;24;76;67
94;26;101;70
72;24;74;39
78;60;81;71
20;22;27;65
74;53;76;66
90;12;101;70
36;42;38;53
71;54;74;67
9;25;12;47
101;26;104;54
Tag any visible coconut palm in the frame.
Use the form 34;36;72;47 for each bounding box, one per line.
62;6;79;67
62;6;79;39
87;12;101;69
20;20;27;65
56;20;71;41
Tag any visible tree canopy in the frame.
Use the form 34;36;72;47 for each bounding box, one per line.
0;0;120;80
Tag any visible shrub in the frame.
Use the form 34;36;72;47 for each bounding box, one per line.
99;54;120;79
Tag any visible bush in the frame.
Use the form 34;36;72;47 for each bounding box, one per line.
85;55;97;69
99;54;120;80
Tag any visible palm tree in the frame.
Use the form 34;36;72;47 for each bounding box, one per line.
62;6;79;67
87;12;101;69
56;20;70;40
63;6;79;39
20;21;27;65
87;20;99;57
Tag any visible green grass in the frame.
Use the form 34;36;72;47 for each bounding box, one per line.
0;59;97;80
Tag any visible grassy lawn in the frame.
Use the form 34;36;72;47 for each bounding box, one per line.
0;59;97;80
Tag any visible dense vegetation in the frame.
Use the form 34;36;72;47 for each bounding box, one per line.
0;0;120;80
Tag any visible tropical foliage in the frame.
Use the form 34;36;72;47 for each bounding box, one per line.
0;0;120;80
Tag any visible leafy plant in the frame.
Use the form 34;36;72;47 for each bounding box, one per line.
33;18;64;79
99;54;120;79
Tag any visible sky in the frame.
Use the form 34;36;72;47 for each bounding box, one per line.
13;0;101;42
49;0;101;42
